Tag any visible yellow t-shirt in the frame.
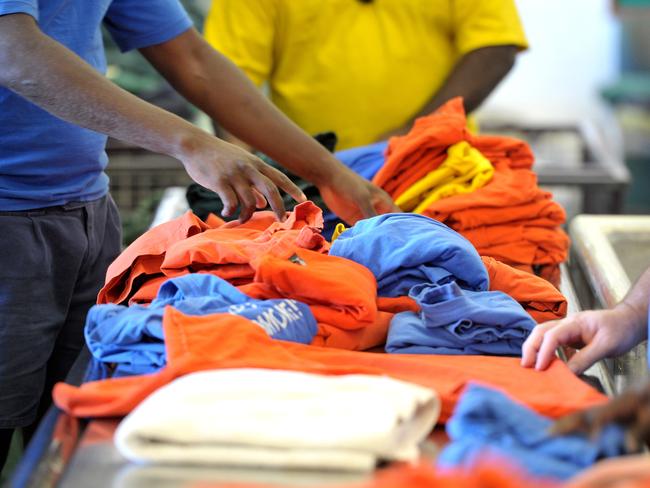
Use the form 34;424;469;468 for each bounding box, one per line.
205;0;527;150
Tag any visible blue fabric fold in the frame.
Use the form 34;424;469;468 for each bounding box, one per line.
334;141;387;181
386;282;535;355
438;384;627;480
85;274;317;377
329;213;489;297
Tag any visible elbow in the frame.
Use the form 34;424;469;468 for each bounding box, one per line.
493;45;518;78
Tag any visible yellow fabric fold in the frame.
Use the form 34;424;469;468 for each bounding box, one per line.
331;223;348;243
395;141;494;213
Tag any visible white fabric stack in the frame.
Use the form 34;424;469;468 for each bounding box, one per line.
115;368;440;472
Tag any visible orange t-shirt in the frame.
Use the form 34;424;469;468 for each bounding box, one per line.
54;308;606;423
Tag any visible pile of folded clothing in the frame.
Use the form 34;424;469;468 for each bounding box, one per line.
330;98;569;286
114;369;440;471
329;214;566;356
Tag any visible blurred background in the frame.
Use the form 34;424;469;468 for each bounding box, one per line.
101;0;650;243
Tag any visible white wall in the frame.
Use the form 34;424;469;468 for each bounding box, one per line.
478;0;621;124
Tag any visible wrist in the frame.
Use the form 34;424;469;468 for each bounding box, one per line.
613;301;648;341
173;125;217;162
309;154;354;187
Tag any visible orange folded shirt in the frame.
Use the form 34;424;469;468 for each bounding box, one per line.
482;256;567;323
464;224;570;268
99;202;329;305
161;203;328;277
98;211;212;305
373;98;469;198
53;307;607;423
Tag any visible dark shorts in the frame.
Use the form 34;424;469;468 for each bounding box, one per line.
0;195;121;428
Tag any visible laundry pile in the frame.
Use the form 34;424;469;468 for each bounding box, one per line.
54;307;605;423
49;99;621;482
331;98;569;286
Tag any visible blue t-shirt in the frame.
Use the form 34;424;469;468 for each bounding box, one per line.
0;0;192;210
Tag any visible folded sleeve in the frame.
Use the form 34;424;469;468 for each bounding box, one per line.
203;0;277;87
452;0;528;57
0;0;38;19
103;0;193;53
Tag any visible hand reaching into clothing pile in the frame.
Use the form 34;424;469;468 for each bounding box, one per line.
317;166;400;225
557;383;650;488
180;133;307;223
551;382;650;453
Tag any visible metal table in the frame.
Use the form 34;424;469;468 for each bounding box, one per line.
481;122;630;215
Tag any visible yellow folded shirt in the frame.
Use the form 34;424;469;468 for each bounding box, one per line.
395;141;494;213
331;223;348;243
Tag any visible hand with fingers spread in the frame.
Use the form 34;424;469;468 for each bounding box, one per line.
317;166;400;225
550;381;650;454
180;132;306;222
520;307;647;375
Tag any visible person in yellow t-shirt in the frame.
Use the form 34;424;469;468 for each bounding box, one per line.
204;0;528;151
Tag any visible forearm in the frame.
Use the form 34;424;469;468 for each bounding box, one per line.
417;45;517;117
0;14;207;162
212;122;254;153
141;29;345;184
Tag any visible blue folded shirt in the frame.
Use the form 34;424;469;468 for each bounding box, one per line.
329;213;488;297
438;384;627;480
386;282;536;355
85;274;317;377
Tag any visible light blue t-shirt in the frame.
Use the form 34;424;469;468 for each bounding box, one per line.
0;0;192;210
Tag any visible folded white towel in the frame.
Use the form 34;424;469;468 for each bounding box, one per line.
115;368;440;472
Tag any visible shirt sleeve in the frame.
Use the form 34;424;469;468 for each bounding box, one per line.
452;0;528;57
0;0;38;19
104;0;193;53
203;0;277;87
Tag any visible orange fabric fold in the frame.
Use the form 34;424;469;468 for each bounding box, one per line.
465;224;570;267
194;463;558;488
482;256;567;323
373;97;469;198
98;202;329;305
98;212;211;305
53;308;607;422
238;246;380;349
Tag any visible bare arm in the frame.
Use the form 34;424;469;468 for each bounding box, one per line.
0;13;304;221
521;266;650;374
380;46;518;139
140;28;400;224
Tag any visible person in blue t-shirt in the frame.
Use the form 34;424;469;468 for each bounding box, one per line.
523;266;650;486
0;1;398;469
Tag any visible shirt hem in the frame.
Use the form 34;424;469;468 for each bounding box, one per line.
112;17;193;53
0;1;38;19
0;187;109;212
